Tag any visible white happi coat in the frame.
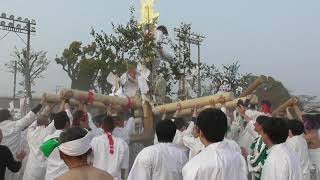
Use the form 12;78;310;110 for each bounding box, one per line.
44;130;68;180
309;148;320;180
23;121;56;180
182;121;204;160
113;117;135;144
261;143;303;180
238;110;266;154
286;134;311;180
91;134;129;180
182;139;248;180
0;111;37;180
128;143;188;180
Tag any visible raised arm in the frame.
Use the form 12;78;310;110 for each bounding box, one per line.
239;106;252;123
161;108;167;120
173;103;182;119
15;94;47;132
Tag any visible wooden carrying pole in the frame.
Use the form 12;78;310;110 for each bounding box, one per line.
176;95;258;117
153;92;234;115
240;75;267;97
59;89;142;109
131;101;154;143
272;97;299;116
46;94;106;109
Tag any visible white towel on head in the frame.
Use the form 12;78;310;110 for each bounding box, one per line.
59;132;94;156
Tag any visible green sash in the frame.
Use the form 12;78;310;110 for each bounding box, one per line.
40;138;60;158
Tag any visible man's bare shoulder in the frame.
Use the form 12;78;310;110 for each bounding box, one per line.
93;167;114;180
55;166;114;180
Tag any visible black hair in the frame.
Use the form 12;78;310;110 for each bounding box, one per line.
196;108;227;143
244;99;251;108
54;111;70;130
237;100;244;107
174;118;188;131
156;119;177;143
102;116;115;132
261;117;288;145
261;100;272;108
0;109;12;122
256;116;270;125
72;110;86;127
93;114;105;127
287;119;304;136
59;127;87;144
303;114;320;130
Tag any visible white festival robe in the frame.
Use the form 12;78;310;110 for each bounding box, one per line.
182;139;248;180
23;121;56;180
286;134;311;180
44;130;67;180
0;111;37;180
127;143;188;180
181;121;204;160
309;148;320;180
238;110;266;154
261;143;303;180
91;134;129;180
113;117;135;144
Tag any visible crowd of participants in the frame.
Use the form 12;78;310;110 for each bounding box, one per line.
0;93;319;180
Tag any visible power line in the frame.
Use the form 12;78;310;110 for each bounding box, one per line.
0;31;10;41
14;32;27;45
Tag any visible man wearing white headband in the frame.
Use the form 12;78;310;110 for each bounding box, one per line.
56;127;113;180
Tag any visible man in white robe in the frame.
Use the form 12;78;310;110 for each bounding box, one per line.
128;119;188;180
303;114;320;180
182;108;247;180
238;100;272;155
0;96;46;180
182;120;204;160
112;116;135;144
42;111;71;180
91;115;129;180
23;106;56;180
260;117;302;180
286;119;311;180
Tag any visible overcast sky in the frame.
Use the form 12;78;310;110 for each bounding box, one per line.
0;0;319;97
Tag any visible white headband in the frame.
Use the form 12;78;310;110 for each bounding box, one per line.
59;131;94;156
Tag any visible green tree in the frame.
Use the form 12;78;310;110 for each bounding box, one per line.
55;41;100;90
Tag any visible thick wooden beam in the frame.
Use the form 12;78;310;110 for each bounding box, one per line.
153;92;234;115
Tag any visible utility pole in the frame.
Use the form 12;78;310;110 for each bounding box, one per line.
174;26;205;98
26;21;32;102
13;61;17;100
0;13;36;107
197;42;201;97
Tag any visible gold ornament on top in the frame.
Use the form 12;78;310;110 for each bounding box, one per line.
140;0;159;25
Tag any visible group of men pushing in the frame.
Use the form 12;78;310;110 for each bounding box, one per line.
0;93;320;180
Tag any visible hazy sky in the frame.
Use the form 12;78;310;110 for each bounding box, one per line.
0;0;319;97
